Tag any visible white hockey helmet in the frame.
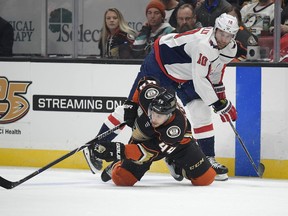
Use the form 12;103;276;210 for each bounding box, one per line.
214;13;239;37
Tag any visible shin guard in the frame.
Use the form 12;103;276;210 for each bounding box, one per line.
111;163;138;186
191;167;216;186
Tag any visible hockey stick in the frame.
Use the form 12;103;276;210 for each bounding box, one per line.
229;121;265;177
0;122;126;190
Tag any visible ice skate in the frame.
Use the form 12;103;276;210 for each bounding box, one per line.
83;145;103;174
101;160;119;182
165;158;184;181
207;156;228;181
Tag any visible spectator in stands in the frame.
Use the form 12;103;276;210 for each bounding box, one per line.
98;8;137;59
0;16;14;56
278;33;288;62
195;0;205;10
195;0;232;27
226;0;245;8
228;5;258;61
161;0;200;28
270;33;288;62
240;0;275;37
280;1;288;35
174;3;202;33
270;2;288;36
132;0;175;59
160;0;180;27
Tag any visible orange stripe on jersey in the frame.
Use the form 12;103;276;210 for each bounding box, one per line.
163;112;175;125
112;162;138;186
180;137;192;144
124;144;143;161
191;167;216;186
132;89;140;103
193;124;214;134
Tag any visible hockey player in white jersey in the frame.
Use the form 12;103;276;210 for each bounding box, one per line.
84;13;239;181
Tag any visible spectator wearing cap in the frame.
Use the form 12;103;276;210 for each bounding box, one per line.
132;0;175;59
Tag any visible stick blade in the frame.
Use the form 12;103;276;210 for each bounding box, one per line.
258;163;265;177
0;176;14;189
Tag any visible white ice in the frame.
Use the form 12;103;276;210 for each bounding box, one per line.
1;166;288;216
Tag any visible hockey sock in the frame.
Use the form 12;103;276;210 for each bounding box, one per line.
197;136;215;156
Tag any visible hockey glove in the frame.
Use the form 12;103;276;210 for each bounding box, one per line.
213;99;237;122
94;141;125;162
123;100;138;127
213;83;226;100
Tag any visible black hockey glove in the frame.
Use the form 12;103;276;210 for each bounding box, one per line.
123;100;138;127
94;141;125;162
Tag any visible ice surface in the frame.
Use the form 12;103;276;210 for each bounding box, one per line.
0;166;287;216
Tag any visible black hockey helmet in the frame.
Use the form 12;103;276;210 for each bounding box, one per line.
149;89;176;115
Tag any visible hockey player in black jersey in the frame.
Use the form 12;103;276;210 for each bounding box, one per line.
86;78;216;186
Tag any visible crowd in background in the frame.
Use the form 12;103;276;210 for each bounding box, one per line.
0;0;288;62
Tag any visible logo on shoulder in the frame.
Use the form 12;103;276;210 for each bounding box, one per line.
166;126;181;138
144;88;159;100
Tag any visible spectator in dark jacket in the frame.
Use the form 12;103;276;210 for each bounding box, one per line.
174;3;203;33
0;16;14;56
195;0;232;27
98;8;137;59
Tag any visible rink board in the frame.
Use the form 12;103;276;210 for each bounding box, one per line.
0;61;288;179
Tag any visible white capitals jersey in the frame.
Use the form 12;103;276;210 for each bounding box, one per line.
153;27;237;105
240;2;275;36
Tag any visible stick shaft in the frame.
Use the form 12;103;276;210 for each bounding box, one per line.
0;122;126;189
229;121;263;177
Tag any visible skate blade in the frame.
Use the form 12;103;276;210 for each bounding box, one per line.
215;174;228;181
83;148;98;174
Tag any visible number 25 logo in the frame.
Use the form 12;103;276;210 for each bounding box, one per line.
197;53;208;66
0;77;32;124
